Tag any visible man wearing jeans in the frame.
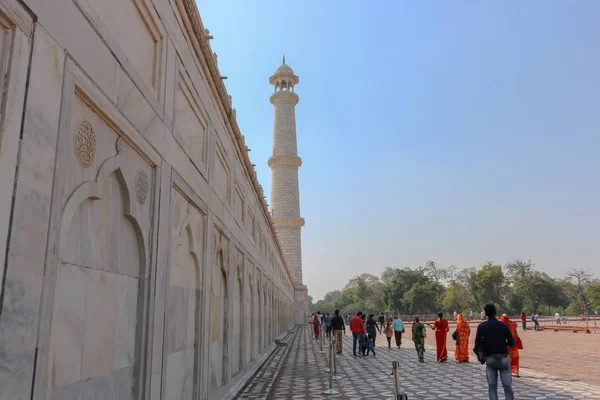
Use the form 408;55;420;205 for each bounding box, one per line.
350;311;365;357
331;310;346;354
475;304;515;400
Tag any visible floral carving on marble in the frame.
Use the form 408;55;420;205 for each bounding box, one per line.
173;201;181;228
75;120;96;167
115;136;123;154
135;170;149;205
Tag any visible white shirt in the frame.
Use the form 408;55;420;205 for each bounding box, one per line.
555;312;560;319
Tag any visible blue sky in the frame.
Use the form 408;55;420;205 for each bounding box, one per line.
196;1;600;300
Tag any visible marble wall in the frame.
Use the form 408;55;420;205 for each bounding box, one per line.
0;0;297;399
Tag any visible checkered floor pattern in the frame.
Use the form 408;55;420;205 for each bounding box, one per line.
236;325;600;399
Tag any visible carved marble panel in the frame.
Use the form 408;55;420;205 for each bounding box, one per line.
213;142;231;204
173;69;208;176
208;227;229;393
44;86;155;399
165;186;205;399
87;0;163;97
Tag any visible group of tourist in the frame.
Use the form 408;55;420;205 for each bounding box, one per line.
310;305;524;400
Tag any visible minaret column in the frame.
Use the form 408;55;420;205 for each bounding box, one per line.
268;58;308;324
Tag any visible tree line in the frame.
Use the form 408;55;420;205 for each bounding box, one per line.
308;260;600;317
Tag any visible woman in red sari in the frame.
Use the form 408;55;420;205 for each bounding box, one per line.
454;313;470;362
429;312;449;362
500;314;522;377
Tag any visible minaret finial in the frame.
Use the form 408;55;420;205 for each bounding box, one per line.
282;54;286;64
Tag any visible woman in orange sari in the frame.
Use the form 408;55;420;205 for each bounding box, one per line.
454;313;470;362
500;314;522;377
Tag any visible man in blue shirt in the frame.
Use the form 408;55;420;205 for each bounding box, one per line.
325;313;333;337
474;304;515;400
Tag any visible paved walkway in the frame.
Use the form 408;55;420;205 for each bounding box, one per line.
237;325;600;399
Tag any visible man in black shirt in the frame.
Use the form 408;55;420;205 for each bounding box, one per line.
331;310;346;354
474;304;515;400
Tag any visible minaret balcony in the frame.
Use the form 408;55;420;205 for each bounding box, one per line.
270;91;299;105
268;156;302;168
272;217;305;228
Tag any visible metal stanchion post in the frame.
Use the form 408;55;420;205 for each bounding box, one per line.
332;336;343;380
392;361;408;400
322;342;339;395
325;334;332;372
319;325;325;353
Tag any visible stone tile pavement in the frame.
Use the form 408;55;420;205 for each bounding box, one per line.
236;325;600;399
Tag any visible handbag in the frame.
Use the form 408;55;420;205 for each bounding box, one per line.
452;329;459;341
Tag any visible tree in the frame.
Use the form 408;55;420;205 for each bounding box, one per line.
404;281;445;314
323;290;341;303
344;274;380;300
586;283;600;312
459;263;508;309
567;269;594;312
424;260;456;284
505;260;567;313
442;281;473;313
384;267;430;313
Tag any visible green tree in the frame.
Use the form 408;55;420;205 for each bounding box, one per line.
586;283;600;312
442;281;473;313
505;260;567;313
459;263;508;309
384;267;430;313
567;269;594;312
424;260;457;284
404;281;445;314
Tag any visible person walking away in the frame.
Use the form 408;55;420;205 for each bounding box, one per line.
455;313;470;362
453;310;457;321
366;314;378;352
500;314;523;377
470;310;474;321
331;310;346;354
481;310;486;321
365;334;376;356
412;317;426;362
325;313;333;337
520;312;527;331
313;313;321;340
350;312;365;357
555;311;561;325
392;315;405;348
378;312;385;334
475;303;515;400
429;312;449;362
384;322;394;348
361;314;368;356
532;313;540;331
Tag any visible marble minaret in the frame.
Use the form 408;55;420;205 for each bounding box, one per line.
268;57;308;324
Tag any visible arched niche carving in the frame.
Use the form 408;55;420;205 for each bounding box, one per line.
50;147;151;396
165;205;203;399
59;151;148;263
